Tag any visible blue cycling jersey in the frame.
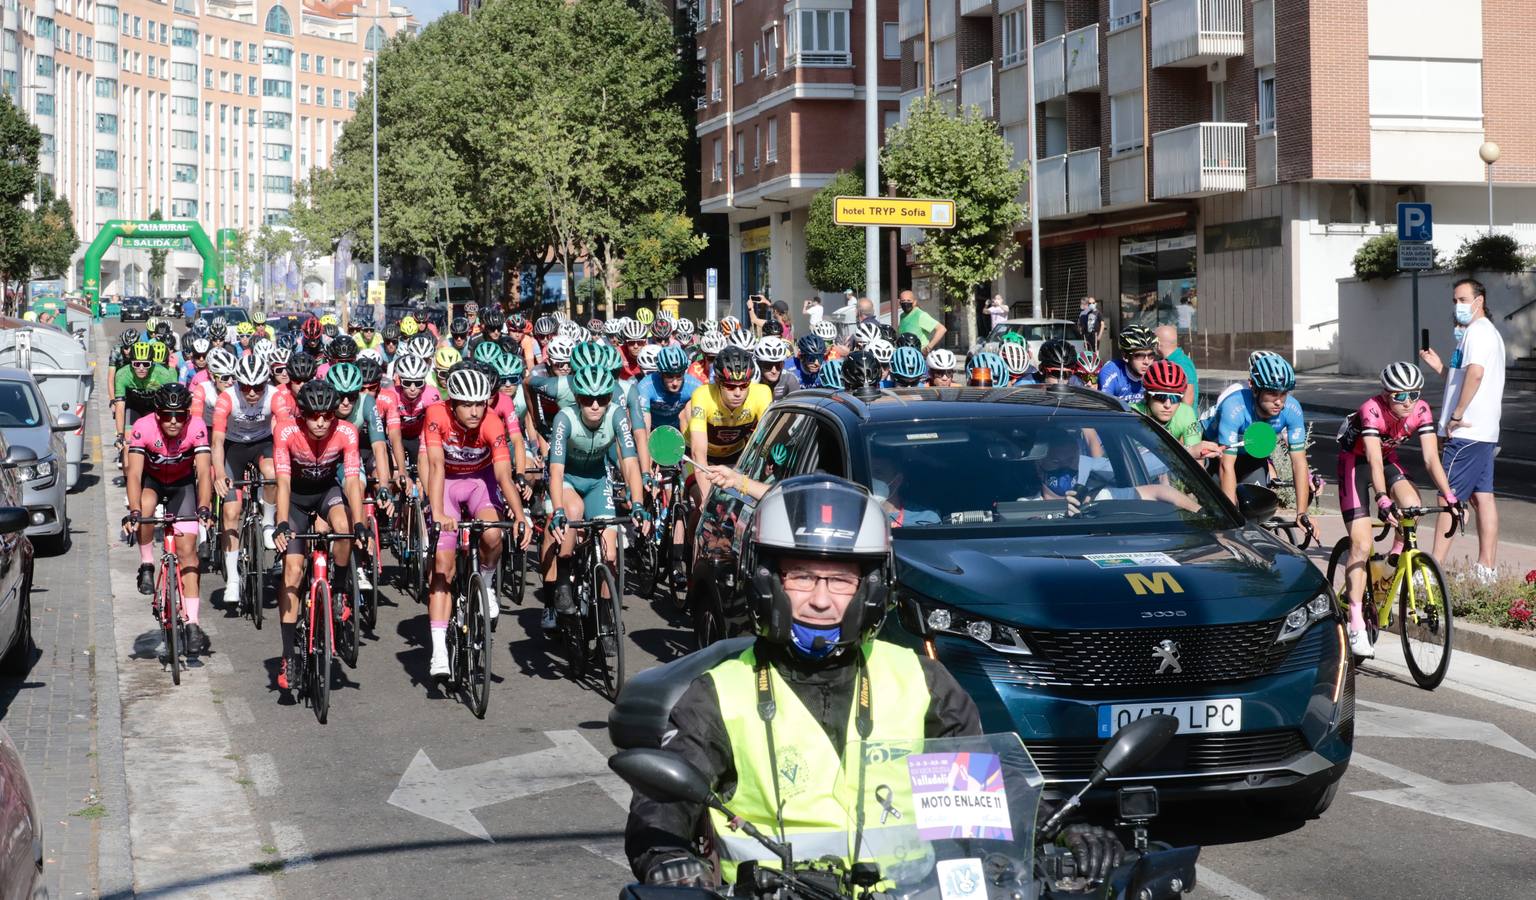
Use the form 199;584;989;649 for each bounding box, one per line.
637;372;703;431
1207;387;1307;455
788;358;825;388
1097;359;1144;404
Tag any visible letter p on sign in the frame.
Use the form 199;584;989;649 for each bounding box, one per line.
1397;202;1433;243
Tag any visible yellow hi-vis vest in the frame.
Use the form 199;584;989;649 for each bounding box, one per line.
706;640;931;884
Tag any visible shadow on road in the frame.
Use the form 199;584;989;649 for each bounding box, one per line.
626;627;694;664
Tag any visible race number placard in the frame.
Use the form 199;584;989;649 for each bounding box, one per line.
906;752;1012;840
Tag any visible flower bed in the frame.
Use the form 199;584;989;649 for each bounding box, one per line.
1449;568;1536;631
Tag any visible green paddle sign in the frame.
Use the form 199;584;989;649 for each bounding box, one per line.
1243;422;1278;459
648;426;688;468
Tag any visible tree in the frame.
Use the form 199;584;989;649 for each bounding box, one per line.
805;169;868;294
618;212;709;299
0;95;41;314
147;208;168;299
880;97;1026;310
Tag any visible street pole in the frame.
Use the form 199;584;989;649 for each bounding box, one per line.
344;8;406;325
864;0;881;317
1479;142;1500;235
1025;0;1042;319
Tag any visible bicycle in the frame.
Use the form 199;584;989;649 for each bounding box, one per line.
392;471;431;604
230;470;273;630
357;486;384;633
496;468;543;608
434;517;522;718
285;526;356;724
555;516;627;701
1326;502;1464;689
1258;473;1324;550
138;514;206;686
632;464;687;609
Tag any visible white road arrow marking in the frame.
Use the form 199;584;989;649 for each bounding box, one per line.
387;730;632;843
1356;700;1536;760
1351;753;1536;840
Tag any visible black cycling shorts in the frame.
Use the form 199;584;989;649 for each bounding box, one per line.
285;486;347;556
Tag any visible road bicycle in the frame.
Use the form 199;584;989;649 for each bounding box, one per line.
230;469;273;630
631;463;688;609
357;486;384;633
1326;502;1464;689
434;517;522;718
391;473;431;604
286;526;357;724
555;516;627;701
496;467;543;608
1260;474;1323;550
139;514;206;686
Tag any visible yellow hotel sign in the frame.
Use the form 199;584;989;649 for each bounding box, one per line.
833;196;955;229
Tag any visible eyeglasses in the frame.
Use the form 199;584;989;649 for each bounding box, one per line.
158;411;190;422
781;570;861;596
1043;367;1074;379
270;366;288;375
338;393;359;405
130;361;153;369
720;380;751;390
214;374;235;383
239;381;264;391
577;394;612;407
400;379;425;388
303;411;336;423
1389;390;1421;403
1147;392;1183;405
1128;352;1157;362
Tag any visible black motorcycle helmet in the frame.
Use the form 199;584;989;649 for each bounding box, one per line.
295;380;338;414
744;475;893;655
1036;339;1079;372
842;350;883;395
287;352;318;383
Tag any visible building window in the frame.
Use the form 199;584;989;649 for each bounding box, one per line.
1110;90;1143;154
263;175;292;194
765;117;778;162
753;40;760;75
315;55;325;74
96;188;118;207
710;58;722;102
36;56;53;78
95;40;117;63
172;26;196;47
1119;231;1196;330
347;91;356;109
262;78;290;97
96;149;118;169
205;67;213;87
711;137;722;181
788;9;850;67
1001;10;1025;68
171;62;196;81
265;5;292;36
710;0;719;23
763;24;779;74
95;77;117;98
752;124;760;168
35;16;53;39
175;0;195;13
34;94;53;116
734;49;743;84
172;200;198;218
98;6;118;27
173;128;198;148
263;142;291;160
1256;66;1275;134
97;113;117;133
315;89;326;107
265;111;291;129
265;46;293;66
173;95;196;115
882;22;899;60
233;41;243;61
1108;0;1142;31
364;24;386;51
332;88;342;106
734;130;744;175
300;52;310;71
300;85;309;103
173;163;198;182
248;75;258;95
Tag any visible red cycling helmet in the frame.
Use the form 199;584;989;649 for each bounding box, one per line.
1142;360;1188;395
300;316;323;341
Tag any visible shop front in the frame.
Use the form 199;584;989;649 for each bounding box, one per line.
1118;231;1197;334
739;221;771;314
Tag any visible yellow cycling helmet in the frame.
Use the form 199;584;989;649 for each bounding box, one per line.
400;316;420;336
236;321;256;335
320;314;339;326
150;341;169;364
130;341;153;362
434;346;462;370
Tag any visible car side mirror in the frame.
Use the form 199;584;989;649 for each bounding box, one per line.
0;507;27;535
52;413;81;433
1235;483;1280;523
2;446;38;468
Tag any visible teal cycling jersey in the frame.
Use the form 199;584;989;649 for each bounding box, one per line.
528;372;646;429
548;404;637;479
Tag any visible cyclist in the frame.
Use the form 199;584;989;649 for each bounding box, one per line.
685;346;770;496
841;350;884;394
926;348;957;387
491;354;533;489
998;341;1033;385
1131;361;1216;457
192;346;235;428
329;363;393;501
114;342;179;472
212;354;285;583
543;366;647;632
966;351;1007;388
1032;339;1085;387
432;346;461;393
754;337;800;399
448;317;472;354
889;346;928;387
379;323;402;365
376;352;440;495
271;381;368;693
1097;325;1156;404
1208;352;1312;518
638;345;703;433
424;366;532;672
123;384;215;653
179;336;212;386
690;331;724;382
788;335;827;388
867;339;895;385
1336;362;1459;657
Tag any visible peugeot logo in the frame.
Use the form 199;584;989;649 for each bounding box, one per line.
1152;639;1182;675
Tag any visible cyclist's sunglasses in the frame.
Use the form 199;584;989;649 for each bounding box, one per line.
1389;390;1421;403
399;379;425;388
337;393;360;405
719;380;751;390
303;411;336;423
1042;367;1074;379
1128;351;1157;362
130;360;153;369
158;410;190;422
270;365;288;375
1147;392;1183;404
577;393;612;407
214;373;235;383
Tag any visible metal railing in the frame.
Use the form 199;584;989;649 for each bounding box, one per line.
1067;148;1102;212
1149;0;1243;67
1152;122;1246;198
1033;35;1065;102
1065;24;1099;93
960;61;993;117
1036;154;1069;218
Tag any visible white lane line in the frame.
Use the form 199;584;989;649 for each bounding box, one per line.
1368;640;1536;716
225;696;256;726
245;752;280;797
270;821;316;872
582;838;631;870
1348;753;1441;790
1196;865;1269;900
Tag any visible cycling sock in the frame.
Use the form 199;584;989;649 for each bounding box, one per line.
430;621;448;660
224;551;240;591
1389;537;1404;558
1348;600;1367;632
139;542;154;564
280;622;296;659
262;501;275;529
183;596;200;624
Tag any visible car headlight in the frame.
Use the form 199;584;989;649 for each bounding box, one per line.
920;601;1032;656
1276;590;1335;643
18;459;54;482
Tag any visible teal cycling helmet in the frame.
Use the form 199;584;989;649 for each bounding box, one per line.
819;358;845;390
570;364;616;398
599;342;624;372
472;340;504;365
1249;352;1295;392
495;353;526;382
656;345;689;376
325;362;364;394
570;340;608;372
971;351;1008;387
889;346;928;385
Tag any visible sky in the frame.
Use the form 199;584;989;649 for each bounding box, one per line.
409;0;457;24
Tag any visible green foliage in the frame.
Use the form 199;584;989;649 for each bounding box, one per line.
1352;232;1447;280
147;208;167;297
619;212;708;299
805;169;867;294
1450;568;1536;631
1450;232;1529;274
25;188;77;281
0;94;40;209
880;97;1026;306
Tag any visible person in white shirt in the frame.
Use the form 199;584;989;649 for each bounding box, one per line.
1420;277;1506;583
802;295;824;328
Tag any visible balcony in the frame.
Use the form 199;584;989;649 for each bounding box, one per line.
1065;25;1099;93
1033;35;1064;102
960;0;991;16
1152;122;1246;198
1149;0;1242;68
959;61;993;117
1107;150;1145;208
1036;154;1069;219
1067;148;1102;213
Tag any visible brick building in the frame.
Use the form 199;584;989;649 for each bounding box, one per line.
898;0;1536;367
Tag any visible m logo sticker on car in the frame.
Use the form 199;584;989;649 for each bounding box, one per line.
1124;572;1183;595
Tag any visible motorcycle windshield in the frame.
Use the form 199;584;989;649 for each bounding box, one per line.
841;732;1044;898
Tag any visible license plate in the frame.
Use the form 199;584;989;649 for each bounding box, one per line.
1097;699;1242;738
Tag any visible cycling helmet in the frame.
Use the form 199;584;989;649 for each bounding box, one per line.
399;315;421;337
236;321;257;336
465;302;479;316
275;332;297;352
207;347;239;377
968;351;1007;387
894;332;922;351
188;336;211;357
558;320;585;342
319;314;339;327
700;318;720;334
674;318;696;338
1119;325;1157;354
301;317;323;340
868;339;895;365
155;383;194;412
329;335;358;361
119;329;140;349
853;322;882;347
382;323;402;342
651;317;674;341
253;337;276;362
407;334;436;359
534;315;561;337
714;346;755;383
210;315;228;331
355;357;383;386
470;341;502;366
295;380;338;414
656;345;690;376
494;354;526;382
926;348;958;372
434;346;463;371
154;320;172;336
191;318;211;336
726;329;757;351
797;334;827;360
445;366;495;403
620;318;649;342
269;347;293;368
546;335;576;364
234;354;270;386
999;331;1026;346
762;318;784;338
1142;360;1188;395
699;332;727;355
450;317;471;337
638;345;662;374
395;353;431;382
1249;352;1296;392
890;346;927;384
327;362;364;394
719;315;742;335
127;341;153;363
508;313;528;334
150;341;169;364
819;359;845;390
812;321;838;342
755;336;792;364
570;340;608;372
1036;339;1078;372
999;342;1031;376
603;318;624;337
1380;361;1425;394
480;308;504;332
842;350;883;393
287;352;318;383
571;365;616;398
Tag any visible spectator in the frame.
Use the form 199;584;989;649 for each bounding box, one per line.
1420;276;1506;583
1177;295;1196;334
748;293;773;335
181;296;198;319
897;290;947;352
1154;325;1197;406
856;296;878;324
802;295;824;329
985;294;1009;332
1077;296;1105;353
772;299;793;340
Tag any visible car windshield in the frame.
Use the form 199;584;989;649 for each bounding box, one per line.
199;308;249;325
989;322;1075;343
865;415;1230;531
0;381;44;428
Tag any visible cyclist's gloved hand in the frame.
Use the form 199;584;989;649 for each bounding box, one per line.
550;509;568;531
1060;824;1125;882
642;472;657;490
643;852;709;887
1376;495;1399;523
123;510;141;528
374;487;392;506
631;507;652;525
196;505;213;524
353;523;370;546
274;523;293;540
1440;491;1459;508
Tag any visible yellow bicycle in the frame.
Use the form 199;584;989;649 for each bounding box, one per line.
1326;502;1463;689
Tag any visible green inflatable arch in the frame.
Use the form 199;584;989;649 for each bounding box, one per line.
81;219;222;308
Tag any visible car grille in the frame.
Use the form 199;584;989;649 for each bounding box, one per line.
1025;730;1309;781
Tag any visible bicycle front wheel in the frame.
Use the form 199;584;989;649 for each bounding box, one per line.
594;563;624;701
1400;553;1453;689
162;566;181;686
337;576;361;669
363;520;381;632
242;513;264;630
466;573;492;719
312;581;333;724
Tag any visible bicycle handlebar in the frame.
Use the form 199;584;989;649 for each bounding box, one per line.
1375;503;1466;540
566;516;626;529
136;514;205;525
285;531;357;541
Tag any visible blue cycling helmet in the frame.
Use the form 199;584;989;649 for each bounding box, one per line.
1249;352;1296;392
971;351;1008;387
889;346;927;385
796;334;827;360
656;344;689;376
819;358;845;390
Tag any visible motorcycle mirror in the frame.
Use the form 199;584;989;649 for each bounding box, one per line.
609;749;716;806
1092;714;1180;784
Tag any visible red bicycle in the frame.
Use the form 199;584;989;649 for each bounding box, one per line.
286;525;356;724
138;514;205;686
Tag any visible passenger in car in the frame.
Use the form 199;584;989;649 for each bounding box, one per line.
869;454;940;527
1025;430;1199;513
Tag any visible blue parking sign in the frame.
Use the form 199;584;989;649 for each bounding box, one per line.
1397;202;1433;242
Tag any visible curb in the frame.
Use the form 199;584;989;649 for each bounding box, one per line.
1452;619;1536;672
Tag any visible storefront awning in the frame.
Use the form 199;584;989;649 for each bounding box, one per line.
1015;212;1193;249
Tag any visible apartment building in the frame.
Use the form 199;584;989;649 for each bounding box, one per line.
696;0;901;311
2;0;412;301
898;0;1536;367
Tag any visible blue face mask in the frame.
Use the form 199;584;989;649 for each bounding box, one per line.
790;621;841;659
1454;302;1475;326
1044;469;1077;496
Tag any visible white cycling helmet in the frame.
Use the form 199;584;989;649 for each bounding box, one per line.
207;347;239;377
868;339;895;364
188;336;212;356
252;337;274;361
234;354;270;386
268;347;292;366
558;320;586;342
546;335;577;363
699;332;727;355
445;367;495;403
603;318;624;336
406;334;436;358
813;321;838;341
620;318;649;342
394;353;431;382
637;344;662;374
727;329;757;351
755;336;792;363
854;322;882;347
701;318;720;334
999;342;1031;376
927;348;958;372
1380;361;1425;393
674;318;696;337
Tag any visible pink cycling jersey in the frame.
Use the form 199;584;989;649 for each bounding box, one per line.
128;415;210;483
1337;396;1436;458
492;392;522;439
381;384;441;440
273;420;362;493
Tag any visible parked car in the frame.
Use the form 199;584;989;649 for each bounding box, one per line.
0;722;45;896
119;296;152;322
974;318;1087;362
0;489;36;677
0;369;73;553
189;305;251;330
687;385;1354;819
